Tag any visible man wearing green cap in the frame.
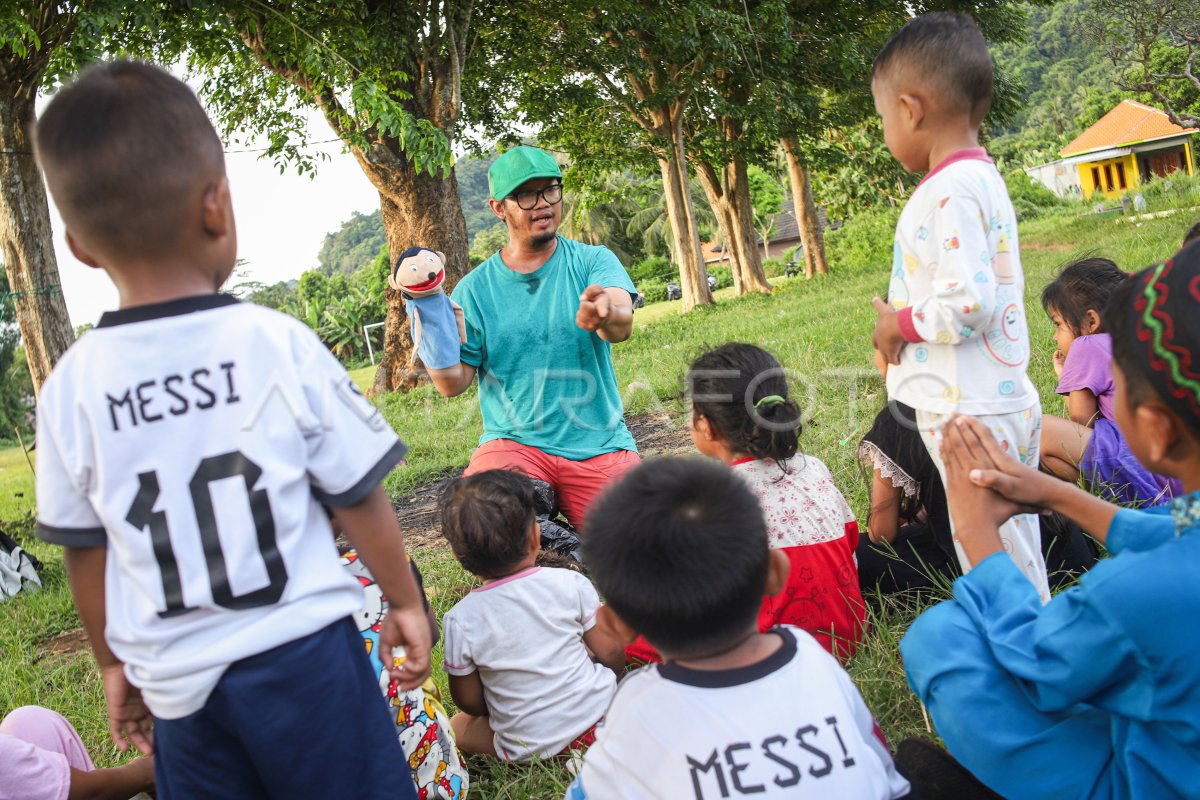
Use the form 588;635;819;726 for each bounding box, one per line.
428;145;639;530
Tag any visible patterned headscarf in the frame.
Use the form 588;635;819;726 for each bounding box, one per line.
1129;240;1200;426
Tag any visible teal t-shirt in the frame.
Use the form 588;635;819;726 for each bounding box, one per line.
451;237;637;460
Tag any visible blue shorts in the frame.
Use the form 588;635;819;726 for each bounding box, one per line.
153;617;417;799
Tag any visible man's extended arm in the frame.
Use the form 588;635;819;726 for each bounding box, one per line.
428;363;477;397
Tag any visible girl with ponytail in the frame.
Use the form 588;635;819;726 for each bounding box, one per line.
686;343;866;660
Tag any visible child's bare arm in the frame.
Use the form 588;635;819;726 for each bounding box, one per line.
584;623;626;675
67;756;155;800
871;298;908;365
333;486;432;690
1065;389;1100;428
448;672;488;717
63;547;154;755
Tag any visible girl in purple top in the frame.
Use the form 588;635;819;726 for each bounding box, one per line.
1040;258;1181;506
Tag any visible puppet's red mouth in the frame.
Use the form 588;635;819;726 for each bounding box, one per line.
405;269;444;293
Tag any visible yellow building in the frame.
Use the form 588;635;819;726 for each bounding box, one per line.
1060;100;1196;200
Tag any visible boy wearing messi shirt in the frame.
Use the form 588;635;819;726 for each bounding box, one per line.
869;13;1049;601
33;61;430;798
567;458;911;800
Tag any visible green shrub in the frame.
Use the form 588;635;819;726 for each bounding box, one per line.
763;257;788;278
708;265;733;290
824;206;899;277
628;256;673;285
639;278;670;304
1005;170;1063;221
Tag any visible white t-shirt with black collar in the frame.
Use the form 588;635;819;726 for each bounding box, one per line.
35;294;406;719
567;626;911;799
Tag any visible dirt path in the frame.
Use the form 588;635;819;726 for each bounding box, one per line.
394;413;691;551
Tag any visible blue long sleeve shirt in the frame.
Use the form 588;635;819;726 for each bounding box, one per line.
904;494;1200;799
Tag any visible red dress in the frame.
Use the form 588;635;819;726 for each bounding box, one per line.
625;455;866;664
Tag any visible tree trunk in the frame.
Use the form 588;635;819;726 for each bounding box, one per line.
783;137;828;278
0;89;74;397
660;156;710;311
659;115;711;311
693;162;739;287
364;163;469;396
725;157;771;294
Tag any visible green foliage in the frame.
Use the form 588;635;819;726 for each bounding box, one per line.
1005;170;1064;220
987;0;1125;167
762;257;789;278
747;164;786;243
318;210;387;275
455;153;502;242
468;224;509;267
707;264;734;290
245;280;297;311
627;256;673;285
638;278;670;305
824;206;900;283
810;122;916;220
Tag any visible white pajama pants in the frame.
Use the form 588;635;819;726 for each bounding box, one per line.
917;405;1052;603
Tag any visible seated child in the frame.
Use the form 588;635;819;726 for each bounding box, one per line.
439;470;623;759
1040;257;1182;505
686;342;865;659
567;457;911;799
902;245;1200;799
0;706;154;800
856;400;1099;595
341;548;468;800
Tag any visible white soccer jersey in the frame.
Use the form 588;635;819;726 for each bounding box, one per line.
566;627;911;800
35;295;406;719
885;150;1038;416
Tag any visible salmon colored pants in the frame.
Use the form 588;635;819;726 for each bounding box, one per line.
464;439;640;530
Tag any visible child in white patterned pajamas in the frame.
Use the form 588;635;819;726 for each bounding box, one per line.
869;13;1050;601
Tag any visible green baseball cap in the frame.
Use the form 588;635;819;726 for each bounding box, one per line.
488;146;563;200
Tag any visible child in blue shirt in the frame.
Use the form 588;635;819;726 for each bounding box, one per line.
902;241;1200;799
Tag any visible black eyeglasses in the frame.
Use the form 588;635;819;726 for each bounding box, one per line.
509;182;563;210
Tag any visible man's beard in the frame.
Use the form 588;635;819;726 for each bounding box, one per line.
530;230;557;247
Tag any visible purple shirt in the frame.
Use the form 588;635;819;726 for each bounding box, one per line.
1057;333;1115;422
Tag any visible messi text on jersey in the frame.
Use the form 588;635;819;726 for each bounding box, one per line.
106;362;240;432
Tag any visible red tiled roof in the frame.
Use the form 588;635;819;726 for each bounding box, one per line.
1061;100;1194;157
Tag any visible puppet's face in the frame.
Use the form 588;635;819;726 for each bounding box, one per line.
389;249;446;297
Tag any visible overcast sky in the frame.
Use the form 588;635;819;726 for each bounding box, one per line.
45;101;383;328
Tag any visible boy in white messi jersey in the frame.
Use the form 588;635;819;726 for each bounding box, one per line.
566;458;911;800
33;61;430;798
869;13;1049;601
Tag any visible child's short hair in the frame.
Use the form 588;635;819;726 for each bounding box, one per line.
34;60;224;260
689;343;801;466
872;12;993;121
1041;257;1127;334
584;458;769;659
439;470;536;579
1105;242;1200;438
1183;221;1200;248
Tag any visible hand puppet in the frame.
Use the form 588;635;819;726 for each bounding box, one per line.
388;247;467;370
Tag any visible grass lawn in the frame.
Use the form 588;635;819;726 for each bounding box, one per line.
2;200;1194;796
0;444;36;523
